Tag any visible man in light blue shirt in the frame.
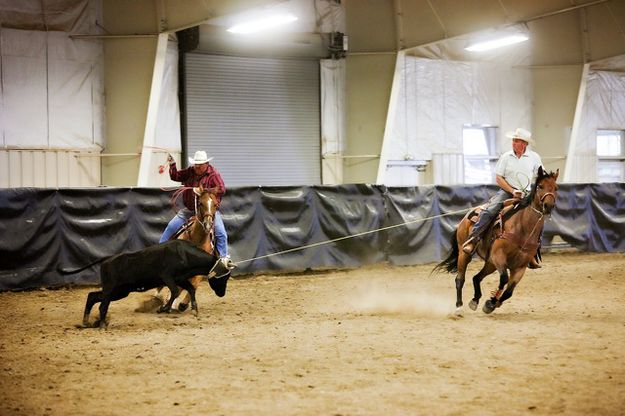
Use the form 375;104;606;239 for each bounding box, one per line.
462;128;543;266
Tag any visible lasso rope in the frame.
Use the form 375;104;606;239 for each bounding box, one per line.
164;186;194;212
515;172;531;194
236;206;474;265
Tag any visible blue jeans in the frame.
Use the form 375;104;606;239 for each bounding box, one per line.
160;209;229;257
213;211;228;257
469;189;511;240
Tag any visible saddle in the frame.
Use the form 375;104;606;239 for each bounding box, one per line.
467;197;540;254
171;216;198;240
466;197;519;224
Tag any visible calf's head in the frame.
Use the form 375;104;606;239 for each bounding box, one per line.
208;273;230;297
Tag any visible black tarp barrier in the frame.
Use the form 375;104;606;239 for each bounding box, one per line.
1;183;623;290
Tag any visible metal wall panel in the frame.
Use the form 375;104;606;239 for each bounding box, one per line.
185;53;321;186
0;150;100;188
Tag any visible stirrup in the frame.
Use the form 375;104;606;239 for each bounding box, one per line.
528;256;542;269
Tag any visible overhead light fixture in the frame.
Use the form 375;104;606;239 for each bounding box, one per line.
465;34;529;52
227;14;298;34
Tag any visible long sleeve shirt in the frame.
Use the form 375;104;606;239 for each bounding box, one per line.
169;163;226;211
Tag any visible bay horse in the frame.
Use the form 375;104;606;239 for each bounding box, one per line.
434;166;559;315
138;184;220;312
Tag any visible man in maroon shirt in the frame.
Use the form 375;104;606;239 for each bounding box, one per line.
159;151;231;265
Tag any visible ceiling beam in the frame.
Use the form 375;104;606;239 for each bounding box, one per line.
522;0;610;23
425;0;447;39
402;0;612;52
393;0;405;51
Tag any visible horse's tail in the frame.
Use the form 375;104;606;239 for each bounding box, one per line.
57;257;109;275
432;229;459;274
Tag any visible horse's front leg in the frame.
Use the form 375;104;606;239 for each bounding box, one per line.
469;262;496;310
483;268;509;314
494;267;527;308
176;275;203;312
178;279;199;317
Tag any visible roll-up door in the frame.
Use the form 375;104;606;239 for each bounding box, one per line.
185;53;320;186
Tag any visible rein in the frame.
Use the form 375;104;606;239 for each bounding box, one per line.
540;192;556;210
499;190;553;253
193;193;215;233
169;186;193;212
166;187;215;247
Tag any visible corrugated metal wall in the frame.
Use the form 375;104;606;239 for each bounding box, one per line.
185;53;321;186
0;149;100;187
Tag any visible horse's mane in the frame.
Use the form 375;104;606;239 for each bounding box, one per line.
501;168;557;221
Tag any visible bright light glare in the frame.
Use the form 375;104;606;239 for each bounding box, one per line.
227;14;298;34
465;34;529;52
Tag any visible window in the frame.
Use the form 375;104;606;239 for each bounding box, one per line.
463;125;499;184
596;130;625;182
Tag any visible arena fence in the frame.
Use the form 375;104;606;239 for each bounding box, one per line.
0;183;623;290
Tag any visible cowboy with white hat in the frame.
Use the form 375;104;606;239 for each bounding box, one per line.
462;127;543;268
160;150;233;268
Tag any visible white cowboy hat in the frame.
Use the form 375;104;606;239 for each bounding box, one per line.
188;150;213;165
505;127;535;145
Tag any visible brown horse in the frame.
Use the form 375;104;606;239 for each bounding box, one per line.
434;166;559;315
172;184;220;310
138;184;220;312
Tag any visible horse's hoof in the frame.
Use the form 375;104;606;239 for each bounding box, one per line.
482;299;496;314
177;303;189;312
469;299;478;310
157;306;171;314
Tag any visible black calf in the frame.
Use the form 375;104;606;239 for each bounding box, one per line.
80;240;228;328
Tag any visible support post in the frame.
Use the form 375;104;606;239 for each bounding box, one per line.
137;33;168;186
563;63;590;182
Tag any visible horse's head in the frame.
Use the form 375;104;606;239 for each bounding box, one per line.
193;184;218;232
532;166;559;214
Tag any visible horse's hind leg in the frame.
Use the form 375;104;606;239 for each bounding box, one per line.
469;262;496;310
153;286;168;305
454;251;472;312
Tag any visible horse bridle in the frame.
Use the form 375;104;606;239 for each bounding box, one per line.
522;190;556;251
537;191;556;214
193;190;215;233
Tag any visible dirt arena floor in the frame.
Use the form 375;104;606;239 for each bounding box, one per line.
1;251;624;416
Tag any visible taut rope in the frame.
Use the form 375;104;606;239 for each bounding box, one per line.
236;207;473;265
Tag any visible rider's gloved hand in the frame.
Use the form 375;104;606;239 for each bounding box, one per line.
512;189;524;199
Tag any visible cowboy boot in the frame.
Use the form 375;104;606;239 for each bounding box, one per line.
528;255;542;269
462;237;478;255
